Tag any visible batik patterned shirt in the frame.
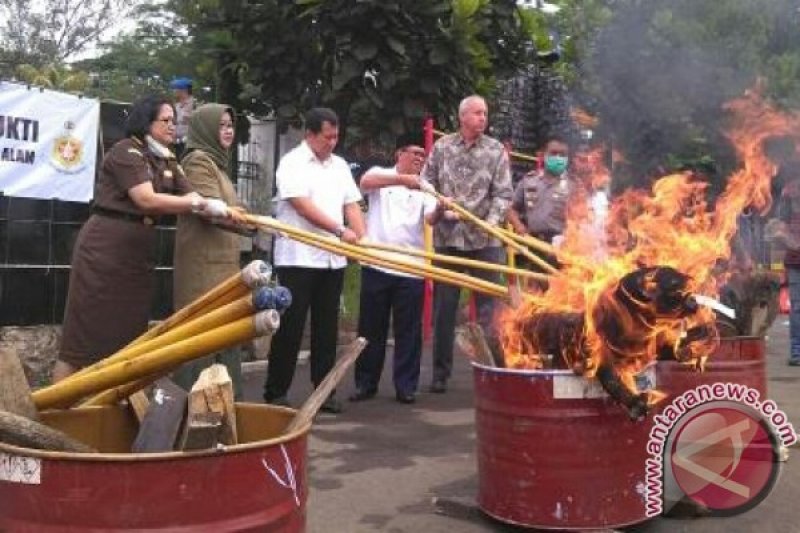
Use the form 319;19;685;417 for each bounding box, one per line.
420;133;512;250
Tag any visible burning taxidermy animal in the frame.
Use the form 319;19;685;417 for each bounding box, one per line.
503;266;718;420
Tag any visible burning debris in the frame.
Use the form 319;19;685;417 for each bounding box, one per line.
505;266;718;419
499;88;800;419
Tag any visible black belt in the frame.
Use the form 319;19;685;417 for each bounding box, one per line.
92;205;155;226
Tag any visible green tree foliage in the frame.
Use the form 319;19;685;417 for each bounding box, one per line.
0;0;132;76
74;4;200;103
13;63;89;92
168;0;531;147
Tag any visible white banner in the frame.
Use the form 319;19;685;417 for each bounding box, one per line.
0;82;99;203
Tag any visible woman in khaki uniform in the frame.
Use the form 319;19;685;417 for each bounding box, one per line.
55;96;237;382
172;104;246;398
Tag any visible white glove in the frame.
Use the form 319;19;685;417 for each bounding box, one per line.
203;198;230;218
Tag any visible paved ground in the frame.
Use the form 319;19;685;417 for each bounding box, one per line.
242;320;800;532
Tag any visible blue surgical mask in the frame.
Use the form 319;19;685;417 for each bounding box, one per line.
545;155;569;176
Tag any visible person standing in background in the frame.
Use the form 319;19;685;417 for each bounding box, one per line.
350;133;438;405
54;95;235;382
170;77;195;158
421;95;512;394
172;103;250;398
264;107;365;413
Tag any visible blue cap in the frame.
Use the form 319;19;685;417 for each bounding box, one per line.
169;77;192;90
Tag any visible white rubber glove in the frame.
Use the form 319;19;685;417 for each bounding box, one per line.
203;198;230;218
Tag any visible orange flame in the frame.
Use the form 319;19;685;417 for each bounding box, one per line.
500;87;800;406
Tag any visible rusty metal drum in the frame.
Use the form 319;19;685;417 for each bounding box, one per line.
472;363;652;530
657;337;767;399
0;403;308;532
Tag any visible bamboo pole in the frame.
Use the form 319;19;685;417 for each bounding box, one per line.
245;215;508;299
60;288;272;389
130;260;272;346
420;185;559;275
357;240;550;282
62;261;270;387
287;228;504;297
34;311;281;411
60;288;279;408
494;225;559;258
82;374;161;407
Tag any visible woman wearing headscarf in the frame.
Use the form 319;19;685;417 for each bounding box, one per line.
54;95;237;382
172;103;248;398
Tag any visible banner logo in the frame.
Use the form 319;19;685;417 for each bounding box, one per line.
50;120;85;173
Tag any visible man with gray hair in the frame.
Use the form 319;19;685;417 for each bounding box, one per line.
421;95;512;393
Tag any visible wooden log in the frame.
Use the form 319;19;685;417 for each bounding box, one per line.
180;364;237;447
131;378;187;453
128;390;150;423
0;410;95;453
0;349;38;420
181;412;223;451
285;337;368;434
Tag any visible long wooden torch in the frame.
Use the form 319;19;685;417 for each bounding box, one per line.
34;311;281;411
245;215;509;299
357;240;550;283
418;183;559;274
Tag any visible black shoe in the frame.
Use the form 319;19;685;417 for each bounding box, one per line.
349;388;377;402
429;380;447;394
395;391;416;404
319;396;343;414
265;395;291;408
789;358;800;367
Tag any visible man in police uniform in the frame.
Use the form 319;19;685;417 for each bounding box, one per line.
170;77;195;158
507;135;573;252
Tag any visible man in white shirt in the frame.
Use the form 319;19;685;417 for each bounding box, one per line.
265;107;365;414
349;134;438;405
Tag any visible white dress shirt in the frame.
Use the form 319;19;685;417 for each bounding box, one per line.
362;166;437;278
274;141;362;269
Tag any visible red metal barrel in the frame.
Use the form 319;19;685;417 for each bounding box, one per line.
657;337;767;399
0;403;307;532
473;364;651;530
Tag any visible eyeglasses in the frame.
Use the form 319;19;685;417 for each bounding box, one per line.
156;118;175;125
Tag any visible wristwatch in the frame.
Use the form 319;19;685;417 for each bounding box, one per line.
333;224;346;238
191;197;202;214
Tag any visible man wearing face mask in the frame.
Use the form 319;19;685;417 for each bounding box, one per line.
507;135;572;266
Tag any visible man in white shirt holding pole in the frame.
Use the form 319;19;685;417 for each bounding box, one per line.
264;107;365;414
349;133;438;404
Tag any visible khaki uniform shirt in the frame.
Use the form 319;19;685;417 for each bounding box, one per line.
420;133;512;250
95;137;191;216
512;172;575;239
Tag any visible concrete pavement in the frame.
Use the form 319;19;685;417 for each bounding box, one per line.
242;320;800;532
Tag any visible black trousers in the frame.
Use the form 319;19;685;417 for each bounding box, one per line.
355;267;425;395
264;266;344;400
432;247;501;382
